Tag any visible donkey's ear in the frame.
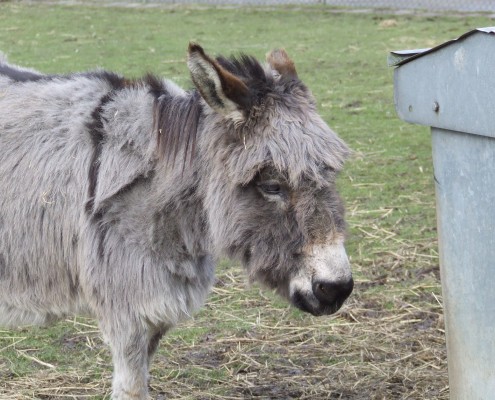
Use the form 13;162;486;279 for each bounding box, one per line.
187;43;251;121
266;48;298;80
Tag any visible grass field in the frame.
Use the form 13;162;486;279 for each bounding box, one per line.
0;2;492;399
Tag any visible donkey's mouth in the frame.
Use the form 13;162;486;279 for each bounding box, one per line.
290;278;353;316
291;291;345;316
291;291;316;314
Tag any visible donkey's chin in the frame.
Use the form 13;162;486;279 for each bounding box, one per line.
291;291;346;316
291;275;354;316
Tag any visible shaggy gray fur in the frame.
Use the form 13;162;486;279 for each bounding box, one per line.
0;45;352;399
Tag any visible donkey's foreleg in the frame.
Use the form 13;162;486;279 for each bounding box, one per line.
100;321;151;400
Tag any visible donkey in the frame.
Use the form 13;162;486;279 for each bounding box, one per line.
0;44;353;399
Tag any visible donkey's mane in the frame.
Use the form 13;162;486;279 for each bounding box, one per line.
0;53;275;170
139;72;200;168
153;87;202;168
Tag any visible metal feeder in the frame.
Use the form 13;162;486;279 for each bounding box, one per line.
390;27;495;399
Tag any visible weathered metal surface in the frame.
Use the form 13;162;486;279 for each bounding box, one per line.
392;28;495;400
388;27;495;67
393;29;495;138
432;127;495;399
387;48;430;67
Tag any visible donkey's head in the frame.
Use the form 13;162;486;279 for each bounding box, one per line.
188;44;352;316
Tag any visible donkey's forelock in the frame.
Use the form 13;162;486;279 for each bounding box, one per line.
216;53;272;95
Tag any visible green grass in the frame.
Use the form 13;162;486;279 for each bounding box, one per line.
1;3;493;399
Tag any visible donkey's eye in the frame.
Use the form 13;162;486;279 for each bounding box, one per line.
258;182;282;196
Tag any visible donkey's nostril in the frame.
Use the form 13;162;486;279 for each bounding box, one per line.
312;278;354;306
317;282;329;295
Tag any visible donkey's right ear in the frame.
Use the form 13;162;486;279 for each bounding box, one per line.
187;43;251;122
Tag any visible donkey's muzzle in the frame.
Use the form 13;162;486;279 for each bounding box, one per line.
292;277;353;316
312;278;353;314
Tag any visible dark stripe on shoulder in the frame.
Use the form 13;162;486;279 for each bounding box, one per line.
85;89;120;262
85;71;128;215
84;71;131;261
85;92;114;215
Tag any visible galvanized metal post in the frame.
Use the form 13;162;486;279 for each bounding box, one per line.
391;28;495;399
432;127;495;398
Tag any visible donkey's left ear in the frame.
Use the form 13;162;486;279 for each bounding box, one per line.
188;43;251;121
266;48;298;80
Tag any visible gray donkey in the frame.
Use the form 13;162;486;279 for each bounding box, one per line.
0;44;353;399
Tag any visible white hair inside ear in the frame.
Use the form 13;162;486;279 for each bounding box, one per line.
187;43;250;123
